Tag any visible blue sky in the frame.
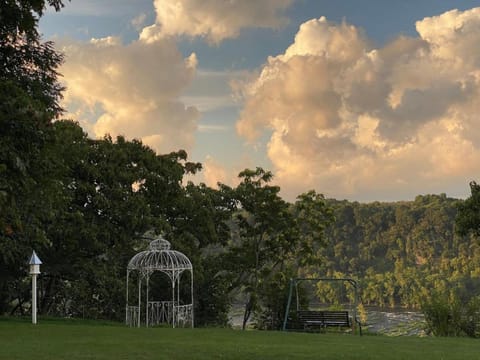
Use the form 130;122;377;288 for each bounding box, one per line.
40;1;480;202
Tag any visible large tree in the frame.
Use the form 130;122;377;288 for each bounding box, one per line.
33;121;213;319
221;168;334;329
1;0;66;114
0;0;66;313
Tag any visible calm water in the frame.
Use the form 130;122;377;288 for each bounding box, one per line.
364;308;425;336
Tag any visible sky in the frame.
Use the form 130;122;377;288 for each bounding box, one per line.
39;0;480;202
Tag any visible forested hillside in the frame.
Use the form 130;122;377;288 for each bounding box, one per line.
311;194;480;308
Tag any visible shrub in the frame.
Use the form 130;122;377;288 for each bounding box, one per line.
422;294;480;337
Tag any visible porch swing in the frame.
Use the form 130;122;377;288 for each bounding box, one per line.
282;277;362;335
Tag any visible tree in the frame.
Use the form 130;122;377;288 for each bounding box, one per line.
1;1;65;36
1;0;66;114
0;0;66;313
222;168;334;329
292;190;335;266
456;181;480;237
220;168;291;329
3;118;234;322
36;124;210;319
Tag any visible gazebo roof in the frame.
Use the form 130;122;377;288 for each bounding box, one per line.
127;236;192;273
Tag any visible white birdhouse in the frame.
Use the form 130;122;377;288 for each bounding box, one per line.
29;251;42;275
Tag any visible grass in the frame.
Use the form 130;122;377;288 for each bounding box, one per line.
1;317;480;359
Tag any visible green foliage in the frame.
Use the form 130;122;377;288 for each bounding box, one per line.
0;1;65;39
35;123;233;322
1;116;234;324
456;181;480;237
0;0;66;314
0;70;62;316
293;190;335;266
422;295;462;337
221;169;334;329
194;255;232;327
254;266;296;330
309;194;480;310
422;293;480;338
0;1;65;115
221;168;296;329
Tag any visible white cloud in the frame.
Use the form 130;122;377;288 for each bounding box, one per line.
203;156;228;188
236;9;480;201
197;124;230;133
59;35;199;154
201;155;251;190
140;0;293;44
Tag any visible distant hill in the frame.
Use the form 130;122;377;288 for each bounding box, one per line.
310;194;480;308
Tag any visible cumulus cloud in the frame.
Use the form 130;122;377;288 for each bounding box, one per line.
140;0;293;44
59;35;199;154
202;155;255;190
236;10;480;201
202;156;228;188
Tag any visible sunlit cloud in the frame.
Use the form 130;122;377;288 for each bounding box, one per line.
59;34;199;154
140;0;294;44
203;156;228;188
236;9;480;201
202;155;250;189
197;124;230;133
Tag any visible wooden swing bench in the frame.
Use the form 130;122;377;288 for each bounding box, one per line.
297;310;356;332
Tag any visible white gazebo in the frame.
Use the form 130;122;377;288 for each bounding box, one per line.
125;236;193;328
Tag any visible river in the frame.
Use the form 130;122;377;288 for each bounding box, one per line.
364;308;426;336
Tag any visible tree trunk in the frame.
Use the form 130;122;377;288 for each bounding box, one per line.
242;294;255;330
9;297;24;316
40;276;55;314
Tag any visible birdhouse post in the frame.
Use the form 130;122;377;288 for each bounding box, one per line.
29;251;42;324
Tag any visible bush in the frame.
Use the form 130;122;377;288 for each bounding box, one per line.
422;294;480;337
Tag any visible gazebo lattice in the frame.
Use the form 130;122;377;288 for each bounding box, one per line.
125;236;193;328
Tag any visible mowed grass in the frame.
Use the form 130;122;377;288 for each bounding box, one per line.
1;317;480;360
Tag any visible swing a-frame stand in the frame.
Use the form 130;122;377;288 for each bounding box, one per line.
282;277;362;335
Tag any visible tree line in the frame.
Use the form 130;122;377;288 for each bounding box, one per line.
306;194;480;310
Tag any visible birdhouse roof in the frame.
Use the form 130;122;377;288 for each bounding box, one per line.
29;251;42;265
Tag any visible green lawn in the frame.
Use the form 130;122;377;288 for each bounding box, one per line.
1;317;479;359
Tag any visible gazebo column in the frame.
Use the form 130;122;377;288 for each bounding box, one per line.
171;275;176;328
177;273;180;320
125;271;129;325
191;271;194;328
146;273;150;327
137;277;141;327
